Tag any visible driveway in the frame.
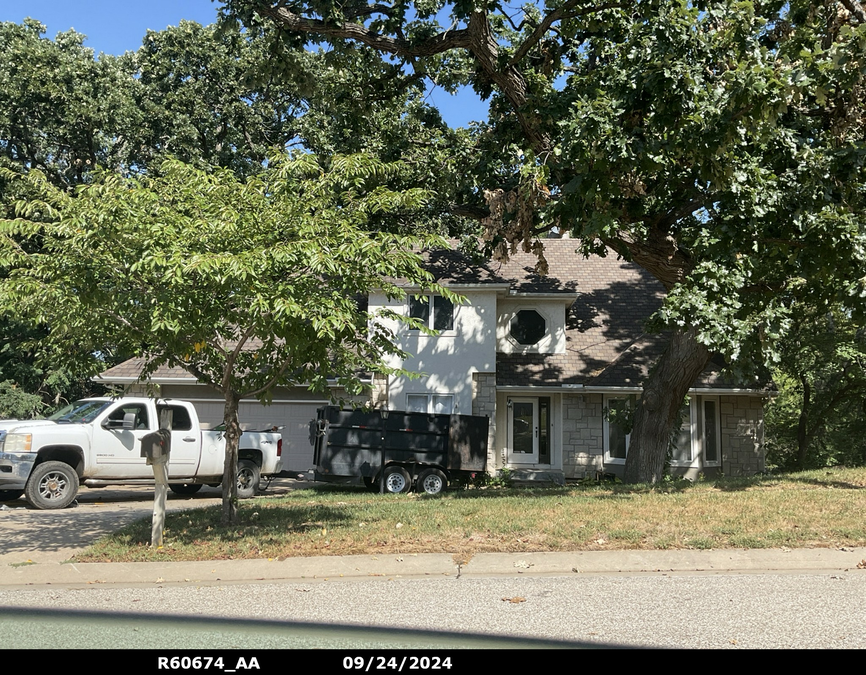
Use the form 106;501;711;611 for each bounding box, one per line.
0;478;314;565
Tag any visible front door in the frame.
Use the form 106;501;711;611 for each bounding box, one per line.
507;398;538;464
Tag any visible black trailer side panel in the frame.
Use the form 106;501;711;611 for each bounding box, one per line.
447;414;489;472
313;406;487;480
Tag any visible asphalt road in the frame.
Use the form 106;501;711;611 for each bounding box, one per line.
1;571;865;649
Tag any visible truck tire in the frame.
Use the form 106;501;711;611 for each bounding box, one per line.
169;483;202;495
25;461;79;510
237;460;260;499
0;490;23;502
417;468;448;495
383;465;411;494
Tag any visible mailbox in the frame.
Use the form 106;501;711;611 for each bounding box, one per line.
140;429;171;464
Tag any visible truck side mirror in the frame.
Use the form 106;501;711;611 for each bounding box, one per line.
123;412;137;430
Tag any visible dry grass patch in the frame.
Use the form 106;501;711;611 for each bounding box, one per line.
75;466;866;562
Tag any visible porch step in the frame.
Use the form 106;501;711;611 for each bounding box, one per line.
508;469;566;487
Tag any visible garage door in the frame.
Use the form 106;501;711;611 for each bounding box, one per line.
189;400;324;473
239;402;323;473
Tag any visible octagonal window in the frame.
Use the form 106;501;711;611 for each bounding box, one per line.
510;310;546;345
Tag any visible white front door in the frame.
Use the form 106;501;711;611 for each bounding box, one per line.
507;398;539;464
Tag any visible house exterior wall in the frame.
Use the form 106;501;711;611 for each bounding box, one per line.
561;393;604;478
496;298;568;354
552;392;766;480
720;395;765;476
369;289;497;415
471;372;498;471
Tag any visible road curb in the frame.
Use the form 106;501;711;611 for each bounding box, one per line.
3;547;864;588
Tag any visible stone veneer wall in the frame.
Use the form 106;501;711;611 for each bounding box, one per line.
720;395;765;476
471;372;497;471
370;373;389;409
561;393;605;479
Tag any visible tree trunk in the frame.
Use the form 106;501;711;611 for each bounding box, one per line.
221;390;241;525
623;327;711;484
796;378;811;470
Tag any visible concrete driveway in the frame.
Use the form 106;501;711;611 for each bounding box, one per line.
0;478;314;565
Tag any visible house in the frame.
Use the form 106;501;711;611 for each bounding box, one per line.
99;239;767;480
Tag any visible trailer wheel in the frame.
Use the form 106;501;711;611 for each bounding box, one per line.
237;460;260;499
417;468;448;495
383;466;411;494
169;483;202;495
25;461;79;510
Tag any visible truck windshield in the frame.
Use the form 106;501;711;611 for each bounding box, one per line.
48;400;112;424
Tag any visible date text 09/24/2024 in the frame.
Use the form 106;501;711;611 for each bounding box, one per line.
156;655;456;673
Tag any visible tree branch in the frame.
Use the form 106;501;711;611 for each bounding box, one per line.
839;0;866;25
256;4;552;152
241;353;296;398
256;5;473;57
507;0;626;69
223;322;259;391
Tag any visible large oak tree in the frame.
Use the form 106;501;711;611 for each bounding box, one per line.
228;0;866;482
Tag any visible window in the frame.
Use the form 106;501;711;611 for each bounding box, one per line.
670;398;694;464
606;396;720;468
409;295;453;331
407;394;454;414
510;309;546;345
156;404;193;431
603;396;631;462
107;404;151;430
702;398;720;466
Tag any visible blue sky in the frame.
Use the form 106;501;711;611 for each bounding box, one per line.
1;0;488;129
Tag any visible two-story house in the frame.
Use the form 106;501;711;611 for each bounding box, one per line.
100;239;767;480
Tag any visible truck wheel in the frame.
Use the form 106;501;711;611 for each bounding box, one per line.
25;461;79;510
237;460;260;499
417;468;448;495
169;483;202;495
0;490;23;502
383;466;411;494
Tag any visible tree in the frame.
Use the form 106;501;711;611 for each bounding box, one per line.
228;0;866;482
0;154;450;523
765;306;866;469
0;18;464;417
0;19;140;187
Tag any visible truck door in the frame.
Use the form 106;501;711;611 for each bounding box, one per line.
92;402;154;477
156;404;202;478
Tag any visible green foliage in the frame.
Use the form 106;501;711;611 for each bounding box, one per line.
0;152;453;523
232;0;866;481
0;16;476;420
0;19;139;188
764;306;866;469
0;154;450;400
0;380;45;419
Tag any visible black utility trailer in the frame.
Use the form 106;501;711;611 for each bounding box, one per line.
310;406;488;494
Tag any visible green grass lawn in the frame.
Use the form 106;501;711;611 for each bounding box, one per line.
76;466;866;563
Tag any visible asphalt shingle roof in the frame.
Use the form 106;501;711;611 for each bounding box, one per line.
100;239;755;391
484;239;747;390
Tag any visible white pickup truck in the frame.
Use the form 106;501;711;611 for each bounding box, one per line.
0;397;283;509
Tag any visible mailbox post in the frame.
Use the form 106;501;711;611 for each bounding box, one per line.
141;425;172;547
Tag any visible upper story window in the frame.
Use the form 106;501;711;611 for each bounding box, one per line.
510;310;546;345
409;295;453;331
407;394;454;414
